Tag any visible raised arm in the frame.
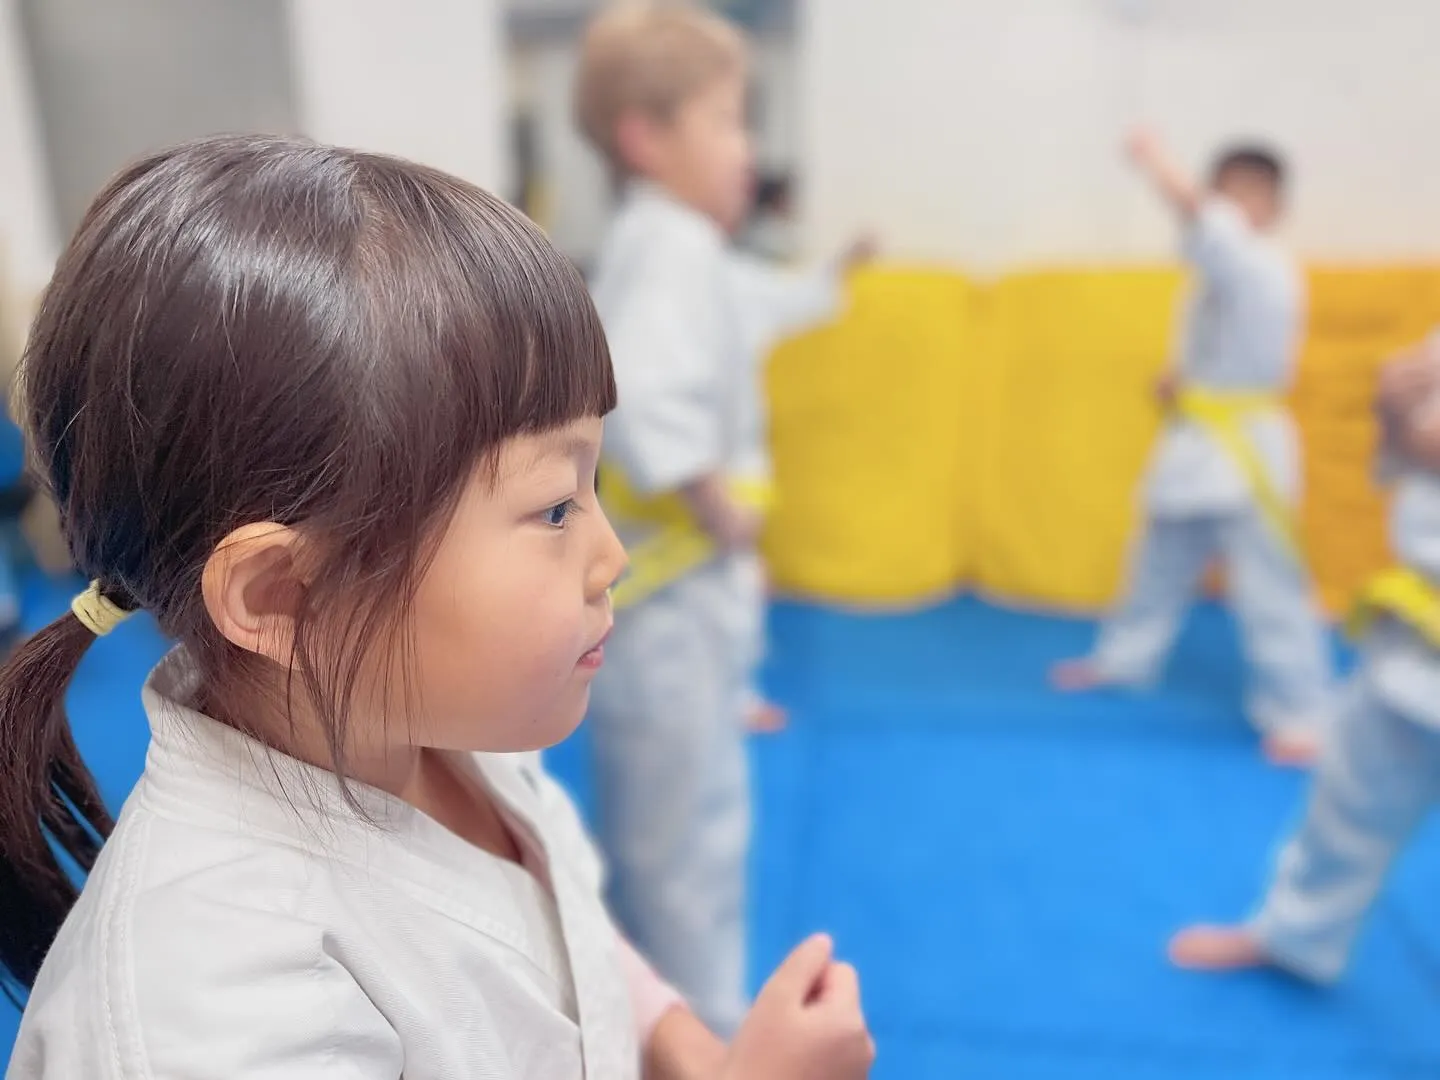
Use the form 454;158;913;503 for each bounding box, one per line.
1125;126;1202;221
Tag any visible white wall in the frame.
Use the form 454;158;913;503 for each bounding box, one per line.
287;0;509;195
22;0;298;235
751;29;799;174
0;0;58;303
800;0;1440;269
520;37;612;261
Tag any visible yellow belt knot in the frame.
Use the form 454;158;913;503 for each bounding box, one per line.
1173;387;1300;563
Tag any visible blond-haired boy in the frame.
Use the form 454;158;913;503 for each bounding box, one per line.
577;1;778;1038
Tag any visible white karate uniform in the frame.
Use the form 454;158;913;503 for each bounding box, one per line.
725;251;843;401
737;210;797;263
1090;198;1331;733
8;650;650;1079
1250;467;1440;981
586;183;758;1036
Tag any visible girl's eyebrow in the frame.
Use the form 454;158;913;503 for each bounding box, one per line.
521;429;597;470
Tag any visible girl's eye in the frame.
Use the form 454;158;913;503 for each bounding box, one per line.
543;499;578;528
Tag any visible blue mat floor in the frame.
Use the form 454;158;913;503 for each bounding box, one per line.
4;573;1440;1077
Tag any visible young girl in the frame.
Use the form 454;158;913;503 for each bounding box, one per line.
0;136;873;1080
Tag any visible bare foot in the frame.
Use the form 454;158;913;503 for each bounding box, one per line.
746;699;789;734
1169;925;1270;971
1262;729;1320;768
1049;659;1106;692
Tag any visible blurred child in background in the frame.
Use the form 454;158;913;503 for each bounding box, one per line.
575;1;765;1036
575;0;864;1034
1170;336;1440;981
1052;127;1332;766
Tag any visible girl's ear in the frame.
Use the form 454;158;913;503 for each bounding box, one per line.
201;523;308;664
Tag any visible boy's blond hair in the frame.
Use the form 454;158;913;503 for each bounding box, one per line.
574;2;747;169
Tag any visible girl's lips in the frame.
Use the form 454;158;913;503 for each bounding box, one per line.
578;626;611;670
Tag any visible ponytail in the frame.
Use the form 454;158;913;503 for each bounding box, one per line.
0;611;113;990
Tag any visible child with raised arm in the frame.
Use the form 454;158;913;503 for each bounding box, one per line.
1052;127;1332;765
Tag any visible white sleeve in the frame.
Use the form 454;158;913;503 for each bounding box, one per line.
603;239;729;494
1182;198;1253;287
726;253;843;355
124;898;404;1078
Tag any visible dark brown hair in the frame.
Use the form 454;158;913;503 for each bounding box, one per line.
0;134;614;989
1211;143;1287;193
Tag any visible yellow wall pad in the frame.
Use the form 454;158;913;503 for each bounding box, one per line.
765;267;977;605
764;264;1440;616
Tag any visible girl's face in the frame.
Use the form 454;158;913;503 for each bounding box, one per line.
393;416;625;752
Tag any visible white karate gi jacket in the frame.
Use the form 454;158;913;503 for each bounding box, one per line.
9;649;645;1079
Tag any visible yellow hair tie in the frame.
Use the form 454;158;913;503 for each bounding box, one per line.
71;581;133;637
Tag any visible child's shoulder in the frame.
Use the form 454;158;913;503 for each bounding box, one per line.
13;800;355;1075
605;187;726;270
16;801;392;1077
78;796;353;978
1188;197;1298;287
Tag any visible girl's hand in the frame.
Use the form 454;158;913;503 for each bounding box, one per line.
720;934;875;1080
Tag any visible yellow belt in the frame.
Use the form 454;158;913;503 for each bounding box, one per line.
1174;388;1300;562
600;464;773;610
1347;566;1440;648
